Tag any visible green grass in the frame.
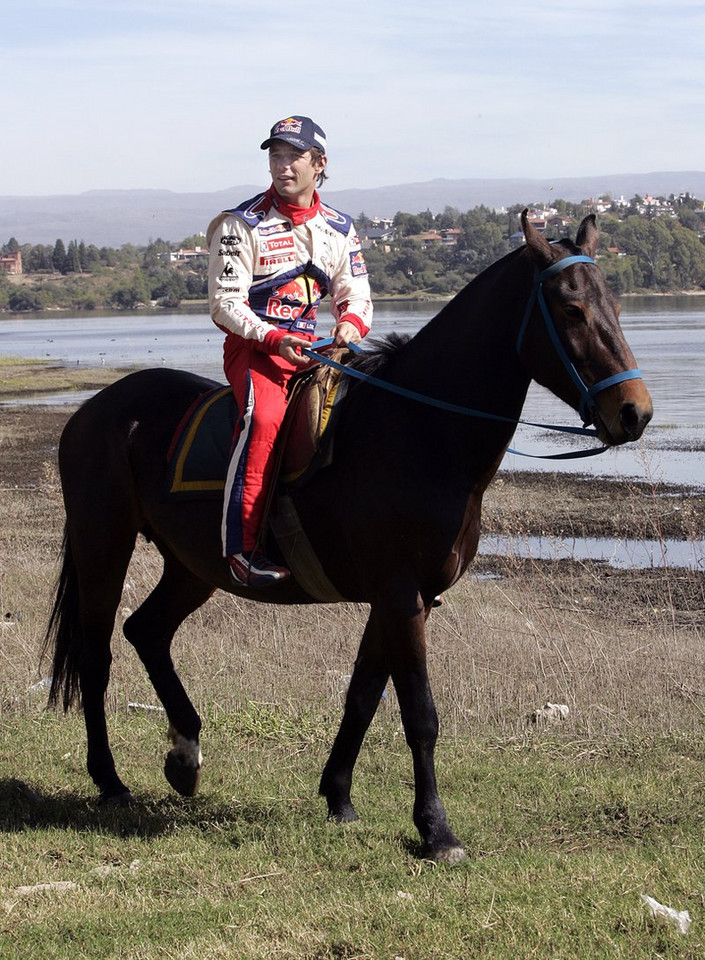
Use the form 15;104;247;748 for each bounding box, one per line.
0;356;43;366
0;364;132;399
2;708;704;959
2;408;704;958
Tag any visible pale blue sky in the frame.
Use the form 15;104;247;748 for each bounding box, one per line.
2;0;703;196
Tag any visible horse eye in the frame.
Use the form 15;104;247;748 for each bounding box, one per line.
564;303;585;323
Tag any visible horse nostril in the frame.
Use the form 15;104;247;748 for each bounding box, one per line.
620;402;649;438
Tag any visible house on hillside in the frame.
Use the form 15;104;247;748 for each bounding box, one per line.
418;230;444;247
547;215;573;231
524;208;560;232
360;224;396;249
526;217;546;232
169;246;208;264
0;250;22;275
641;194;677;218
583;197;613;214
440;228;461;246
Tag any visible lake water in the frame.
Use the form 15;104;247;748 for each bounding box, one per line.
2;296;704;490
479;533;704;571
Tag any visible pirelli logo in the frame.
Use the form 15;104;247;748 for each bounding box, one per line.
261;254;296;267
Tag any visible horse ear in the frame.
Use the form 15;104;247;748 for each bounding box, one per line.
521;208;555;269
575;214;599;258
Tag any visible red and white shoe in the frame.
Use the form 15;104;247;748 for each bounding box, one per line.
228;551;291;587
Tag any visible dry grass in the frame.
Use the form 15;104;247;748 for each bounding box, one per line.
1;413;703;747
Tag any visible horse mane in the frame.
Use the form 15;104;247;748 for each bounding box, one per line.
348;331;412;378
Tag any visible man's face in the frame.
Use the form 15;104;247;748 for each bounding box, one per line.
268;141;326;206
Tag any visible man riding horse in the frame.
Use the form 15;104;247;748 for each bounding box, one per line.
207;116;373;587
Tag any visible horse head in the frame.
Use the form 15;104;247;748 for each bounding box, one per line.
519;210;653;446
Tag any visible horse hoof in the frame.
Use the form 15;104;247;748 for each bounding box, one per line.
99;789;133;807
429;845;467;865
164;752;202;797
327;803;358;824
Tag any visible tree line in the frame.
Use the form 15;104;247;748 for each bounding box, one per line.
361;195;705;298
0;236;208;312
1;195;704;312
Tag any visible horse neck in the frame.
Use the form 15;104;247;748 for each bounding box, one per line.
401;248;534;417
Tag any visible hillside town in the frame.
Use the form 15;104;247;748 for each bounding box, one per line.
1;191;704;311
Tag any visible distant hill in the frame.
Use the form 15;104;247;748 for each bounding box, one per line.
2;172;704;246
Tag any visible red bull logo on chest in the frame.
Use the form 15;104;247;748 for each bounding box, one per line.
266;275;322;330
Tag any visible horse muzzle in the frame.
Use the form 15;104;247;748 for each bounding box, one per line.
591;379;653;445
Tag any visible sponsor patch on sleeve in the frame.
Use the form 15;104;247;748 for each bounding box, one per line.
218;235;242;257
349;250;368;277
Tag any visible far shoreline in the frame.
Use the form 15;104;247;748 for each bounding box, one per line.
1;290;705;321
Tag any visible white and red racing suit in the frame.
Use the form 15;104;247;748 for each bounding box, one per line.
207;185;373;557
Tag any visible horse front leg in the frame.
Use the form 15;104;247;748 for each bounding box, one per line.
385;595;466;863
321;593;465;863
319;608;390;823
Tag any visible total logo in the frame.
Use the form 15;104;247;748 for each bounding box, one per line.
260;235;295;254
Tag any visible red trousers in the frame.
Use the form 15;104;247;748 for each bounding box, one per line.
221;337;300;556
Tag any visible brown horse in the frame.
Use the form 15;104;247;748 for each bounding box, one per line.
43;212;652;862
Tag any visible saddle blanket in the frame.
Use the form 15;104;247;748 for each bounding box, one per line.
166;386;235;499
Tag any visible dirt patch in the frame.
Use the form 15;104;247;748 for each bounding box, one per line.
1;406;74;488
483;471;705;541
471;556;704;628
0;363;133;487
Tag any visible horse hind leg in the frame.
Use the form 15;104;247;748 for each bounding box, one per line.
47;524;137;804
122;547;213;797
48;411;149;803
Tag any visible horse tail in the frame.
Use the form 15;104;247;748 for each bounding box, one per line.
42;527;82;712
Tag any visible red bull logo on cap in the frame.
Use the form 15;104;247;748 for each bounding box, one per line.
274;117;303;136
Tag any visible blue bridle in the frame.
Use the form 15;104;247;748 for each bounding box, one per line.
299;253;644;459
516;254;643;425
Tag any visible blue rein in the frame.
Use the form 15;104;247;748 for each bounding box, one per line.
301;254;643;460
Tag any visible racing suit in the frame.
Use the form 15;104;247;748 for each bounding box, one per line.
207;185;373;558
